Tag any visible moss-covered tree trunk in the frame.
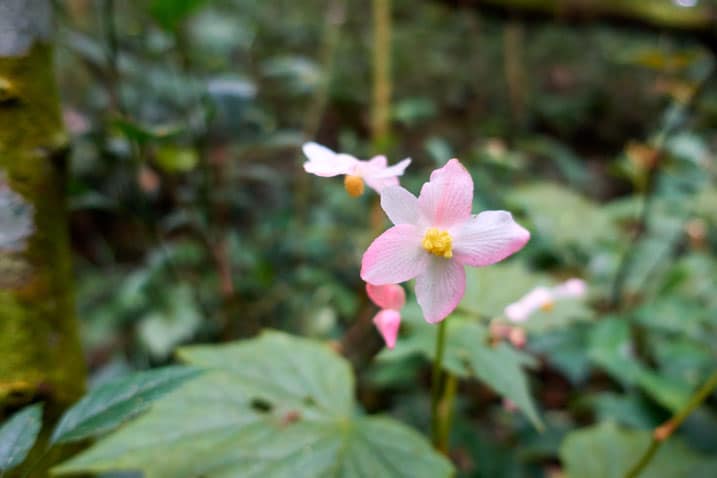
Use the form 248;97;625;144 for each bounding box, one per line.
0;0;85;415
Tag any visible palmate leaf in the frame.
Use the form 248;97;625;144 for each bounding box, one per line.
53;332;452;478
380;315;543;430
51;366;201;444
0;403;42;472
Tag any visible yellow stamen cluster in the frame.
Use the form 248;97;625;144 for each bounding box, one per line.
344;175;364;197
422;227;453;258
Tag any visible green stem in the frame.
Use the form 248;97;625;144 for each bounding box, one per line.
431;319;448;447
624;369;717;478
437;373;457;454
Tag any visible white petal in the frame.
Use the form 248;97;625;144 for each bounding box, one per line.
302;142;357;177
361;158;410;193
372;158;411;179
380;186;421;225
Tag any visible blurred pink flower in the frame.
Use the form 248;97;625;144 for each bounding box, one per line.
62;108;90;135
361;159;530;324
504;278;587;323
302;142;411;196
366;283;406;349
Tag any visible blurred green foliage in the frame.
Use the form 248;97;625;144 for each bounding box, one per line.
8;0;714;476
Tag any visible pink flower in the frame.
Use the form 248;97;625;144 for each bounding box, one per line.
361;159;530;324
504;278;587;323
366;283;406;349
302;142;411;196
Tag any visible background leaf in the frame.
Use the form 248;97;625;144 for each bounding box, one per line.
508;182;616;248
0;403;43;472
149;0;209;31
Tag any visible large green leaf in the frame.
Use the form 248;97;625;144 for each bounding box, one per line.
380;315;542;429
560;421;709;478
51;366;201;444
54;332;452;478
0;403;42;472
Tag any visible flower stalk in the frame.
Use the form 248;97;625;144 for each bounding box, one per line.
430;319;448;448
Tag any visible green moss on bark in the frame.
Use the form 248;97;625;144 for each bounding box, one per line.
0;42;85;411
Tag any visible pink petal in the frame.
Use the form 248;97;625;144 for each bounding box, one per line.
380;186;421;225
415;257;466;323
302;142;357;177
361;224;428;284
417;159;473;227
373;309;401;349
553;278;587;298
451;210;530;267
366;283;406;310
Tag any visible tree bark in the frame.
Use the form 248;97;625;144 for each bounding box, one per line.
0;0;85;417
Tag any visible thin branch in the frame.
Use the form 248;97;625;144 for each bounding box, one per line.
624;369;717;478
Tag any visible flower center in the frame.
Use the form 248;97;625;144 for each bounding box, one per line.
422;227;453;258
344;175;364;197
539;301;555;312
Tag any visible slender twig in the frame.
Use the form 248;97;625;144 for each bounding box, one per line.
431;319;448;447
371;0;392;150
624;369;717;478
101;0;123;114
